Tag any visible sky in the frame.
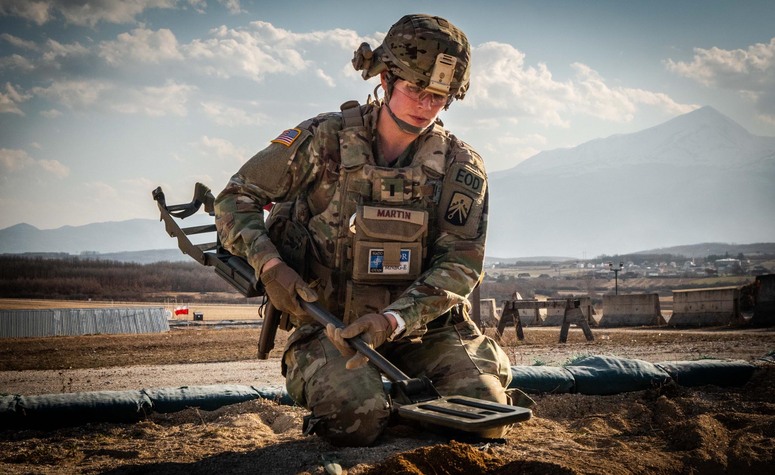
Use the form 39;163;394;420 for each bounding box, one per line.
1;0;774;234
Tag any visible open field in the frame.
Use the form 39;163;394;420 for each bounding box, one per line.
1;299;774;474
0;297;263;321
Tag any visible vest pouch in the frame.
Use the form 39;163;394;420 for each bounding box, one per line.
351;205;428;283
343;281;391;325
266;201;310;277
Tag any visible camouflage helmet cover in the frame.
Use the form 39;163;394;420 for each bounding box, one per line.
353;14;471;100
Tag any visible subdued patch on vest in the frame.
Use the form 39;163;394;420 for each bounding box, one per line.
380;178;405;202
363;206;426;226
271;128;302;147
445;191;473;226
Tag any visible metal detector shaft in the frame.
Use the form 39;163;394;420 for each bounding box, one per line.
301;301;409;383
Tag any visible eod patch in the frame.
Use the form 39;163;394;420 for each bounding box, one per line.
439;162;485;238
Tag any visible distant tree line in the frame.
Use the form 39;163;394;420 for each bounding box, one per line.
0;255;238;302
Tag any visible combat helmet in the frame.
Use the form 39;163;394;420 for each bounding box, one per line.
353;14;471;107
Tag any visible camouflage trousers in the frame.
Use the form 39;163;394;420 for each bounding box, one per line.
282;319;513;446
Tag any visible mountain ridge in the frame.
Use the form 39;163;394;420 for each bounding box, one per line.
502;106;775;177
487;106;775;257
1;107;773;259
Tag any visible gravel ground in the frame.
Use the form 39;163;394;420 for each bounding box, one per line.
1;324;774;475
2;326;773;395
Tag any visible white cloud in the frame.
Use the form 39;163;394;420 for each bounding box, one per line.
315;68;336;88
0;0;178;26
31;79;112;108
497;133;548;147
491;134;546;166
38;158;70;178
85;181;119;200
185;22;306;80
570;63;697;119
0;148;69;177
758;113;775;126
111;80;195;116
665;37;775;120
187;0;207;14
467;42;573;126
467;42;696;126
1;32;39;50
32;77;196;118
218;0;242;15
0;0;51;25
182;21;364;82
621;87;698;115
43;38;90;62
0;148;35;171
0;54;35;73
0;38;90;76
665;38;775;89
64;0;176;27
200;101;267;126
40;108;62;118
0;82;31;114
99;27;183;65
120;176;159;202
197;135;249;163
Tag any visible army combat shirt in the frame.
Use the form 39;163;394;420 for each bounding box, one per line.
214;101;488;336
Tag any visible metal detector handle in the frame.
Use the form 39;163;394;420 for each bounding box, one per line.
300;301;410;383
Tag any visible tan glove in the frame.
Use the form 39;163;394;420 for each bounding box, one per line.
325;313;392;370
259;261;317;316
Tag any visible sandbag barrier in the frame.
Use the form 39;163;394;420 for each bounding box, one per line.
0;356;760;429
0;385;292;429
509;355;757;395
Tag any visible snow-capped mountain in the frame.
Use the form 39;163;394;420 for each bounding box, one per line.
487;107;775;258
503;107;775;176
1;107;773;259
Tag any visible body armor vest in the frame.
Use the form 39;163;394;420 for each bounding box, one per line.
304;102;452;324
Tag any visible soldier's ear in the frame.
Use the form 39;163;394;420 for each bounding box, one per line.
380;72;389;91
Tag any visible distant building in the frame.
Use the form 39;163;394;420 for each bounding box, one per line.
715;258;742;275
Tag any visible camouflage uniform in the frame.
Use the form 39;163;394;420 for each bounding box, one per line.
214;14;512;447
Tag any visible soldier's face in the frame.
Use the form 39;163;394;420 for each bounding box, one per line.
385;78;446;131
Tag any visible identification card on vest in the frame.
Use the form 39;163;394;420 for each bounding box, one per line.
368;249;411;275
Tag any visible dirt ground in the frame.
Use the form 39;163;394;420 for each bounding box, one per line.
1;321;774;474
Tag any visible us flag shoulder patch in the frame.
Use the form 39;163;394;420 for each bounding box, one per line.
271;128;302;147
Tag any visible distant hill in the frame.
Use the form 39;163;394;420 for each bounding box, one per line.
1;107;773;261
632;242;775;258
2;221;772;264
488;106;775;258
0;215;212;255
86;249;192;264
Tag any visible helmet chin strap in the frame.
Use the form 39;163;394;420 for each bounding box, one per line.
385;102;428;135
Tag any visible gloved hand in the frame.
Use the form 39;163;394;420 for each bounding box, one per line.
325;313;392;370
259;261;317;316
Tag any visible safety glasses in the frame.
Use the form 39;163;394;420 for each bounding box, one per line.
394;81;448;107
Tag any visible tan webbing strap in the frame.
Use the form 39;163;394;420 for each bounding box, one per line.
383;242;403;268
340;100;364;129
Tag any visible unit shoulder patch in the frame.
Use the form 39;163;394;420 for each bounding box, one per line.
438;161;486;238
445;192;474;226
